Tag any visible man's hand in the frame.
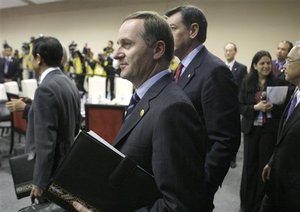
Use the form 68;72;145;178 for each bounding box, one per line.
73;201;91;212
30;185;44;199
262;164;271;183
5;98;26;112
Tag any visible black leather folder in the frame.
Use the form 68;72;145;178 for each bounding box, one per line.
9;153;34;199
45;130;161;212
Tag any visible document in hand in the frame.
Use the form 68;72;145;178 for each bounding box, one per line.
45;130;161;212
266;86;288;105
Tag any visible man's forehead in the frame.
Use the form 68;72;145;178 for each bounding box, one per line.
288;46;300;59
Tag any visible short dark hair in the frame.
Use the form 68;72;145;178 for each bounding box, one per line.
281;40;294;52
124;11;174;62
31;36;63;67
165;5;207;43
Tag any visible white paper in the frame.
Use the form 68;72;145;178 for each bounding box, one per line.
266;86;288;105
87;130;125;157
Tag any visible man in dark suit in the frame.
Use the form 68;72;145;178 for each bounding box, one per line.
0;45;20;83
260;45;300;211
73;11;205;211
26;36;81;200
272;40;293;80
224;42;247;89
224;41;247;168
165;5;241;211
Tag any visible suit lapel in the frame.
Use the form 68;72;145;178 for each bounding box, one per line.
277;90;300;144
113;98;150;146
277;104;300;144
177;47;207;89
113;73;172;147
232;62;238;73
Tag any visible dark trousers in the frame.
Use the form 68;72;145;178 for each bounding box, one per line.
260;194;300;212
240;127;276;212
105;76;115;100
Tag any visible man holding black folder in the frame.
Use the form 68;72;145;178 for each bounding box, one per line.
26;37;81;200
74;11;205;211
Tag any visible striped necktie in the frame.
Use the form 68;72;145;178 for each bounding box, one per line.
4;58;9;74
286;94;298;121
125;92;140;120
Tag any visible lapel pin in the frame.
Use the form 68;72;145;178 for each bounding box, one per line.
140;109;144;117
188;74;191;78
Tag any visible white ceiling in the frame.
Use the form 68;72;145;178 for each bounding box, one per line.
0;0;63;10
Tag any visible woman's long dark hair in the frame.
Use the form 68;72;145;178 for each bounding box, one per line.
244;50;274;92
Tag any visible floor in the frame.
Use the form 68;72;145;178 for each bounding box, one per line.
0;131;243;212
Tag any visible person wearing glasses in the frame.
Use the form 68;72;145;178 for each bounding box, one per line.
260;45;300;212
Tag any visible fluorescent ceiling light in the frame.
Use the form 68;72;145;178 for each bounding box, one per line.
28;0;64;4
0;0;27;10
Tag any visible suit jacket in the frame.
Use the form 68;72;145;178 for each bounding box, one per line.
177;46;241;192
0;56;20;82
267;90;300;205
113;73;205;211
239;77;290;134
231;61;247;88
272;60;286;80
25;69;81;189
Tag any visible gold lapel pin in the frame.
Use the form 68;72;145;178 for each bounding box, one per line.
140;109;145;117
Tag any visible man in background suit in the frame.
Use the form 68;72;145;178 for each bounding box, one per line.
74;11;205;211
224;41;247;168
165;5;241;211
260;45;300;211
0;44;20;83
224;42;247;89
272;40;293;79
26;36;81;200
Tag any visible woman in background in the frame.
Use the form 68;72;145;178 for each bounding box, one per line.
239;50;291;212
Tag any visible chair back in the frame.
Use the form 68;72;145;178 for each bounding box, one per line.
0;83;8;100
4;81;19;95
114;77;133;105
21;79;38;99
88;76;106;103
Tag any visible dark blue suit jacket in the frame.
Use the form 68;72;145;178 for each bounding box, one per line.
114;73;205;211
231;61;247;88
177;46;241;194
0;57;20;82
267;90;300;206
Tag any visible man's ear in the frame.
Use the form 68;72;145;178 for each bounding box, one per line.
189;23;199;39
153;40;165;60
35;53;42;66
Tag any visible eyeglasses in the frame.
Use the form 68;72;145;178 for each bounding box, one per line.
285;58;300;65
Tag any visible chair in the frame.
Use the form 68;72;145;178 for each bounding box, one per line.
6;93;27;154
88;76;106;103
4;81;19;96
114;77;133;105
0;84;10;136
85;103;126;144
21;79;38;99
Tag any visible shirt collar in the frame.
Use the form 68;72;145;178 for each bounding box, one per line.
295;88;300;106
135;69;171;99
180;44;204;75
39;67;59;84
